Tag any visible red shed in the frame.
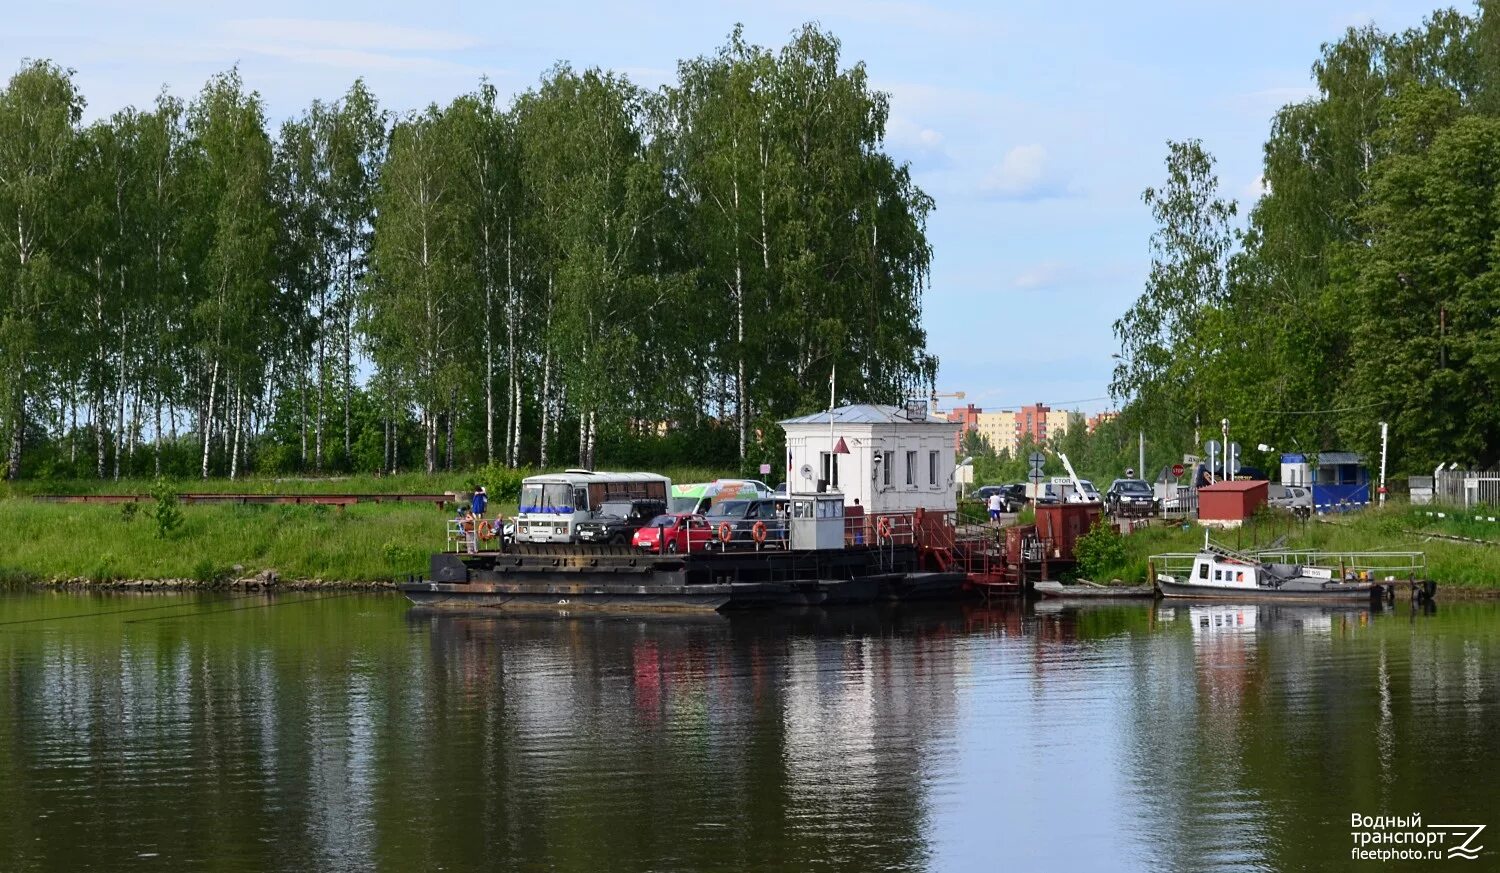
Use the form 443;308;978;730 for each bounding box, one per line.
1198;480;1268;526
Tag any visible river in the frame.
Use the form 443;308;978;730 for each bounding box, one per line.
0;591;1495;871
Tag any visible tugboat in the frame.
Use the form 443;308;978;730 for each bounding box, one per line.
1151;536;1433;602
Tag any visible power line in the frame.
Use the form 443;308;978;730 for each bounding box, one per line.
1244;399;1390;416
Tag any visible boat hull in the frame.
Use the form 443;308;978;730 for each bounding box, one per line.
1156;577;1383;601
1034;580;1156;599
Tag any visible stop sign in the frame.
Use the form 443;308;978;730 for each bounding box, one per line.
1171;463;1185;478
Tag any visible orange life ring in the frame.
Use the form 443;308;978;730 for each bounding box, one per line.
877;516;893;539
478;520;496;540
751;521;768;543
718;521;734;543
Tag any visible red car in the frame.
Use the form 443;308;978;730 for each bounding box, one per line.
632;513;713;554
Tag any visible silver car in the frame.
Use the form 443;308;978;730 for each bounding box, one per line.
1269;485;1313;518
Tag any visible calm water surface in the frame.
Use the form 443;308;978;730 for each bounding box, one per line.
0;591;1496;872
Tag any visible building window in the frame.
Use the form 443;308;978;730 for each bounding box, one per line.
820;452;840;488
882;451;893;487
905;451;917;487
928;451;938;485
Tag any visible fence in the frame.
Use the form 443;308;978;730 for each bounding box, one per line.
1432;468;1500;508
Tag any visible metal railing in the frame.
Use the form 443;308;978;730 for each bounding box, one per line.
1150;547;1426;581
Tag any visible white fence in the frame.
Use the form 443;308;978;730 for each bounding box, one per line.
1432;468;1500;508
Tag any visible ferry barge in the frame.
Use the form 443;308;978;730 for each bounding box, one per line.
401;403;1025;613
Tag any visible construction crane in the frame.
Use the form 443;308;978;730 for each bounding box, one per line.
930;391;966;416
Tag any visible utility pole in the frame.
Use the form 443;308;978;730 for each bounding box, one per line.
1378;421;1389;506
1138;429;1145;479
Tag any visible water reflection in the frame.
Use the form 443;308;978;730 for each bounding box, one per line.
0;593;1496;871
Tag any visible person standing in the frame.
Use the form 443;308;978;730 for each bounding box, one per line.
471;486;488;518
462;508;478;555
987;491;1003;524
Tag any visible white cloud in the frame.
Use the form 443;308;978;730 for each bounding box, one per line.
1011;261;1067;290
885;115;948;167
218;19;488;74
225;19;482;53
1241;173;1268;203
979;144;1074;201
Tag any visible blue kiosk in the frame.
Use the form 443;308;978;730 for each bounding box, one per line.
1279;452;1370;513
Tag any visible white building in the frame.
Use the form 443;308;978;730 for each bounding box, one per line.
779;403;960;514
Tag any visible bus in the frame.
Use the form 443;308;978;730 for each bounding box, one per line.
515;470;672;544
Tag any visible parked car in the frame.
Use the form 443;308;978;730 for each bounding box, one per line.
970;484;1025;512
703;498;788;546
632;513;714;554
1105;479;1160;517
575;498;668;544
1269;484;1313;518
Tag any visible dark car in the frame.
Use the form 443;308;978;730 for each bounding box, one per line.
575;499;667;544
970;484;1026;512
703;498;788;546
1105;479;1159;517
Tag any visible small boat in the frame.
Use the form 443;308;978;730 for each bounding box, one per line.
1033;579;1155;599
1152;537;1430;602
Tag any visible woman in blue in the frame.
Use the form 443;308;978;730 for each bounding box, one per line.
471;486;487;518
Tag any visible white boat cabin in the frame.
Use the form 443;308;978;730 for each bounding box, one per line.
1187;552;1332;589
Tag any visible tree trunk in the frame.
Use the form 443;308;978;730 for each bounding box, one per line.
5;381;22;481
539;346;551;469
230;384;242;481
315;292;325;473
201;357;219;480
114;318;127;481
154;392;162;476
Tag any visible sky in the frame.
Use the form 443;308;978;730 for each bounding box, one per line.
3;0;1452;415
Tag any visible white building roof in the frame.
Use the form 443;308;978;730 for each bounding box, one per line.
779;403;953;427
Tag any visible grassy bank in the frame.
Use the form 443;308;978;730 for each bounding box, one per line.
1090;506;1500;589
0;499;461;584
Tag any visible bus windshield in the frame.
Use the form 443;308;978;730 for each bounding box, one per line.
520;483;577;514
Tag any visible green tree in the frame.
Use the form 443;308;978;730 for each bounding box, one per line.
1112;140;1236;449
0;60;83;480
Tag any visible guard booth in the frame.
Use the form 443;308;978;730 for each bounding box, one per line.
789;492;845;551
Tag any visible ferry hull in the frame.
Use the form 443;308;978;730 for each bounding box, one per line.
1156;577;1384;601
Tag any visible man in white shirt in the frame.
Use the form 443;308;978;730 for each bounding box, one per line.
987;491;1003;524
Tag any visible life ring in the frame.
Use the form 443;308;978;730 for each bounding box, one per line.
478;520;496;540
751;521;768;543
718;521;733;543
877;516;893;539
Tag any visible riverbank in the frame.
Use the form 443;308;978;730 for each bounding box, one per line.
1091;505;1500;591
0;499;456;585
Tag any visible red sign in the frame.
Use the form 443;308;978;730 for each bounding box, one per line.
1171;463;1185;478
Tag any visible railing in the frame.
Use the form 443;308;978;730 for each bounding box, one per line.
1149;548;1426;581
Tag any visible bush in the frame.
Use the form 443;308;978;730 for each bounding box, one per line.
1074;519;1126;581
192;557;230;585
150;477;182;539
119;501;140;523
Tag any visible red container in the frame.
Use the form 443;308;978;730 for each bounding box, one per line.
1034;503;1102;562
1198;480;1268;523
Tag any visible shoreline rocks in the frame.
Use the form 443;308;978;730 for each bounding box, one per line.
31;572;396;591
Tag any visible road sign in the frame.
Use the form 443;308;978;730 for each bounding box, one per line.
1205;439;1221;457
759;463;771;475
1172;463;1184;478
1028;451;1046;474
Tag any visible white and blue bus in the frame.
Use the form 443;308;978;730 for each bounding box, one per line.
515;470;672;544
